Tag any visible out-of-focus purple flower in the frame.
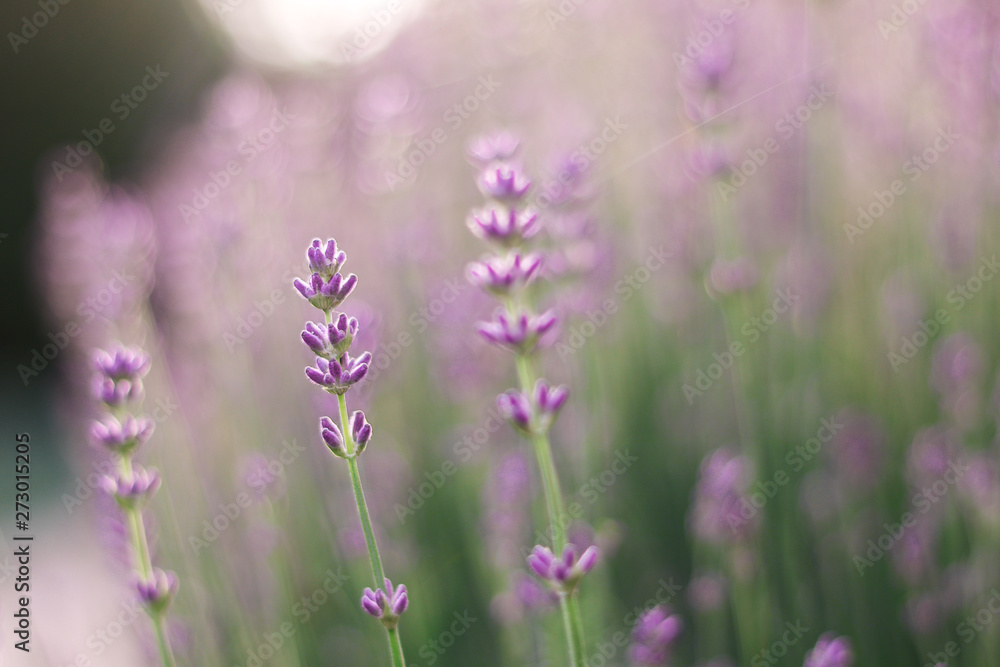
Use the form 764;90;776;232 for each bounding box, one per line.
101;465;161;509
293;271;359;312
136;567;179;612
497;390;532;432
306;238;347;278
803;633;853;667
467;252;543;295
690;448;756;543
301;315;358;358
527;544;598;592
498;381;568;434
468;131;519;164
907;425;961;485
477;308;557;353
708;257;759;295
629;605;683;665
361;578;409;627
93;345;151;382
479;163;531;201
242;454;285;500
467;205;540;246
351;410;373;452
514;571;558;610
828;410;886;491
93;377;143;407
890;516;937;585
305;351;372;394
958;452;999;521
931;332;983;394
90;415;155;453
320;416;346;457
688;572;727;612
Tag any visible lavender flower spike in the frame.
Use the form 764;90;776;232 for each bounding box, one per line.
466;205;540;246
803;634;854;667
477;307;558;353
136;568;179;613
467;252;543;295
361;578;409;629
527;544;599;592
293;271;359;312
304;351;372;394
630;605;683;665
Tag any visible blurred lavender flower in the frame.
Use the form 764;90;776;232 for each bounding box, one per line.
477;308;558;353
101;465;161;509
828;410;886;492
89;414;155;453
479;163;532;202
690;448;756;543
467;252;544;295
629;605;683;665
468;131;520;164
136;568;180;614
907;425;962;485
708;257;759;296
802;633;853;667
527;544;599;592
466;205;540;246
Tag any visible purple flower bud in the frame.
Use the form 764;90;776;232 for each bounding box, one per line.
293;272;359;312
89;415;155;454
319;416;346;457
304;351;372;394
136;568;179;612
526;544;598;592
468;131;520;164
351;410;372;453
467;205;540;246
708;256;759;295
533;379;568;418
477;308;557;353
360;578;409;627
479;162;531;201
467;252;543;295
93;376;143;407
101;465;161;508
803;633;853;667
630;605;683;665
302;315;359;358
306;238;347;278
93;345;151;383
497;390;533;432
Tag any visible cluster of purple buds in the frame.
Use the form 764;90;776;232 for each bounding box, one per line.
527;544;599;593
467;252;543;295
135;567;179;614
293;238;358;312
497;380;569;434
361;578;409;629
101;465;161;510
477;308;558;355
802;634;853;667
301;315;359;358
466;205;540;246
319;411;372;459
630;605;683;665
90;414;155;454
304;351;372;395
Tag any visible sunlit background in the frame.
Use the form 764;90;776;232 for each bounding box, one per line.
2;0;999;665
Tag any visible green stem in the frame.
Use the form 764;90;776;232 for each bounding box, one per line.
337;391;406;667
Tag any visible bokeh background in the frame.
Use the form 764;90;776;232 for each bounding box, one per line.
2;0;999;665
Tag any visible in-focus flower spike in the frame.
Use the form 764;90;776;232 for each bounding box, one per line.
630;605;683;665
479;162;531;201
306;238;347;278
803;633;854;667
351;410;373;454
361;578;409;629
136;567;179;613
467;252;543;295
304;351;372;394
89;415;155;454
466;205;540;247
93;345;151;382
319;416;347;458
101;465;161;509
527;544;599;592
497;390;533;432
302;315;359;359
468;130;520;164
94;376;143;407
477;307;558;353
293;271;359;312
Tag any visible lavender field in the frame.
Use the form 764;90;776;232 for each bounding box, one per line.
2;0;999;665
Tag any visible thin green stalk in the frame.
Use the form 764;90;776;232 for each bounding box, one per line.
336;391;406;667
